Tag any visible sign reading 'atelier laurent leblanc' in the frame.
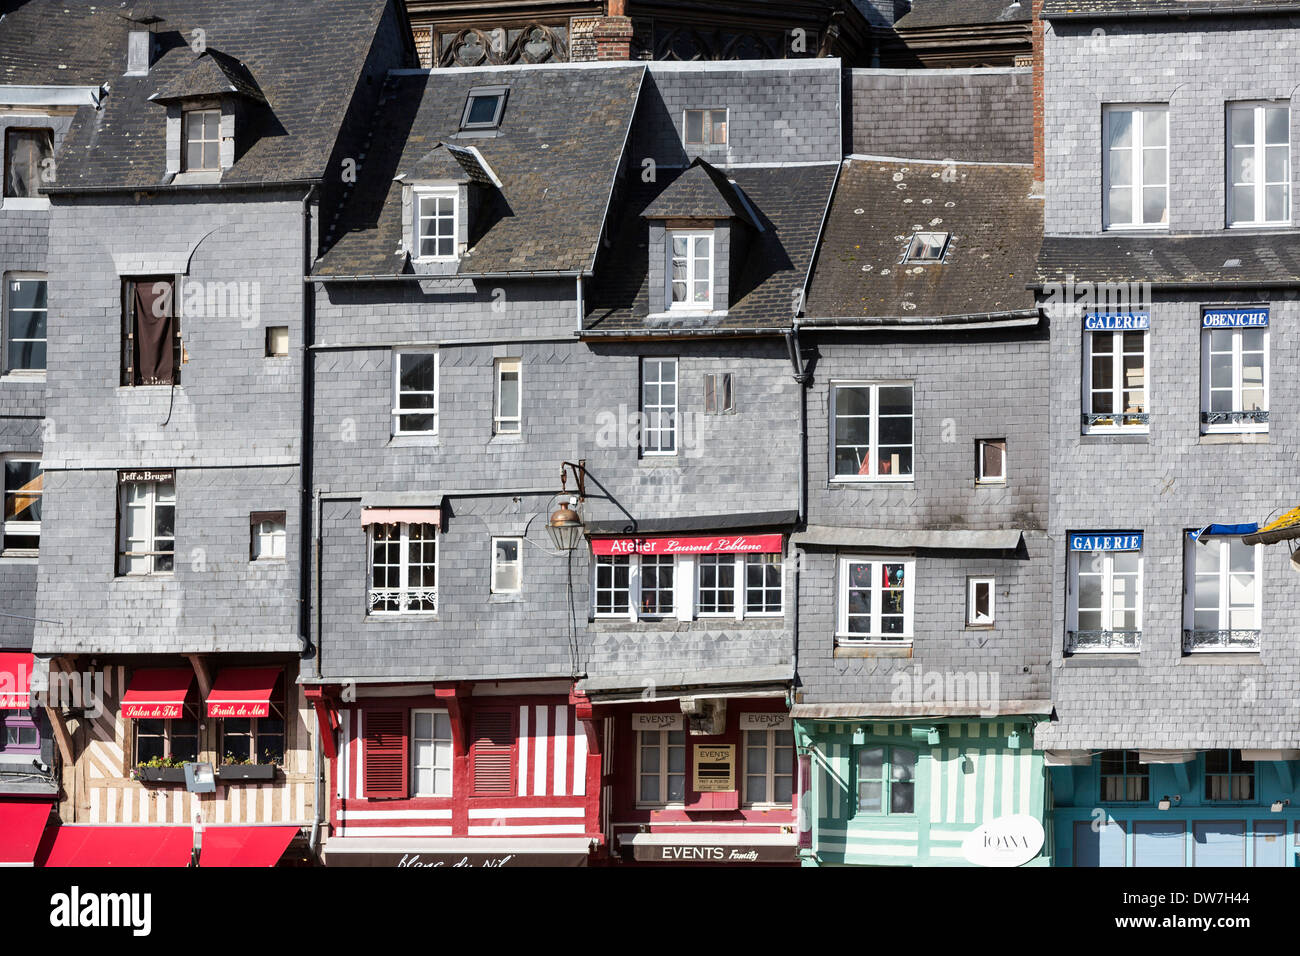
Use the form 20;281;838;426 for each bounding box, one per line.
1068;533;1143;551
1083;311;1150;331
1202;307;1269;328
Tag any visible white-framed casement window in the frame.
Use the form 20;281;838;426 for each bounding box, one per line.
2;455;41;555
666;232;713;310
641;357;678;455
250;511;286;561
411;708;454;797
1201;325;1268;433
493;358;521;435
393;350;438;436
837;556;914;643
414;187;457;261
831;381;914;481
967;576;995;626
1227;102;1290;226
976;439;1006;484
637;729;686;807
1103;105;1169;229
3;274;46;374
368;522;438;614
703;372;735;414
594;554;631;616
181;108;221;172
1184;534;1262;652
683;108;728;146
491;536;522;594
1083;328;1149;433
1066;542;1142;653
697;553;784;619
117;475;176;575
596;552;782;621
743;728;795;807
639;554;675;616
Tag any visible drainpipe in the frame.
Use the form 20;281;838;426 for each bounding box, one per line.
785;324;810;707
299;185;317;659
575;274;585;332
308;708;324;860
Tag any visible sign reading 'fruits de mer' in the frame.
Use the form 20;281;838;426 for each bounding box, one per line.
592;534;783;556
207;701;271;718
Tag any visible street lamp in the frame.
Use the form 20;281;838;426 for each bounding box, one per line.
546;461;588;552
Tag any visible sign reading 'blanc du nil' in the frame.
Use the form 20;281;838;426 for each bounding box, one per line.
1084;311;1149;331
1203;307;1269;328
1068;533;1143;552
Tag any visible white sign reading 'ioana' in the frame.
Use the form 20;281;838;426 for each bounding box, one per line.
961;815;1045;868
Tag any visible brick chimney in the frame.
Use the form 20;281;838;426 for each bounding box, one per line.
1032;0;1045;193
590;10;634;61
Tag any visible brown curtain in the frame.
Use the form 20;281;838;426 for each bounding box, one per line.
133;279;175;385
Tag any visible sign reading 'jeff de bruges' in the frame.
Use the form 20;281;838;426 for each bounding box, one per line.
1202;307;1269;328
1084;311;1150;331
1068;533;1143;551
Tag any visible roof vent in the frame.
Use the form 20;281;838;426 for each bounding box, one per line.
126;31;153;77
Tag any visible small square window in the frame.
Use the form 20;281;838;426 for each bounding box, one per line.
976;439;1006;484
415;190;457;261
491;537;522;593
1;716;39;753
461;87;509;130
266;326;289;357
182;108;221;172
906;232;949;262
251;511;287;561
684;109;728;146
967;577;995;626
704;372;734;414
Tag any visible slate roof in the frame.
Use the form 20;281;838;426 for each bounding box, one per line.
148;49;266;104
0;0;395;189
1035;234;1300;286
803;159;1042;321
641;159;756;225
1041;0;1300;19
896;0;1032;29
583;162;838;333
313;65;645;277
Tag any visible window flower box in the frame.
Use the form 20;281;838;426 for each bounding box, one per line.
135;766;187;784
217;763;277;782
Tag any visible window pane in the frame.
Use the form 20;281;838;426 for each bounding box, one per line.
685;111;704;143
1265;107;1288;144
1108;111;1133;149
1141;187;1167;224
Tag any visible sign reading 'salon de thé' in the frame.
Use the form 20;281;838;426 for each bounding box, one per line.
1202;306;1269;328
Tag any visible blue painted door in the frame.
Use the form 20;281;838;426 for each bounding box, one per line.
1193;821;1245;867
1074;819;1126;867
1253;821;1286;867
1134;821;1185;867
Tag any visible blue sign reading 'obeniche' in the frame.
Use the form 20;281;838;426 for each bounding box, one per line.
1069;533;1143;551
1202;308;1269;328
1084;312;1150;331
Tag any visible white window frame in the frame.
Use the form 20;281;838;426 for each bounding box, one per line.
1;453;41;555
367;522;438;615
1102;104;1169;230
640;357;678;456
181;108;221;172
742;727;795;809
695;553;784;620
1200;326;1269;434
491;536;522;594
976;439;1006;485
593;554;632;618
414;187;458;262
3;272;47;376
493;358;521;435
836;555;915;644
682;108;728;147
1184;535;1263;653
596;552;783;622
1082;329;1150;434
410;707;454;797
392;350;439;437
636;728;687;809
665;231;713;311
1066;546;1143;653
251;513;286;561
967;576;995;626
829;381;914;483
1227;101;1290;227
117;478;176;576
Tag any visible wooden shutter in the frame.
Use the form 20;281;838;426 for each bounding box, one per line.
363;710;408;799
471;709;516;795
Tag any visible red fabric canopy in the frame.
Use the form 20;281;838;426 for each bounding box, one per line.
198;826;299;867
360;507;440;527
0;652;33;709
121;668;194;719
42;826;193;867
0;798;54;864
206;667;282;718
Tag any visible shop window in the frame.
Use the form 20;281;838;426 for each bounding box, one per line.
637;729;686;807
1205;749;1255;802
855;745;916;815
1099;750;1148;803
743;728;794;807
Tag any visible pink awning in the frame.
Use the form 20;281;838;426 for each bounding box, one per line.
592;533;784;556
360;507;441;527
206;667;282;718
121;668;194;719
0;652;32;709
198;825;299;867
0;798;54;865
42;826;193;867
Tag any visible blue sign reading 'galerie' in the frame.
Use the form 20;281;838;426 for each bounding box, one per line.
1069;533;1143;551
1202;308;1269;328
1083;312;1150;331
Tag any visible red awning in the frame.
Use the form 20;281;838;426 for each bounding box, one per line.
0;652;33;709
121;668;194;719
198;826;299;867
0;798;54;865
361;507;440;527
42;826;193;867
591;533;784;556
206;667;282;718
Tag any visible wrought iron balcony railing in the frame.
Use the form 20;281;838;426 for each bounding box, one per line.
1082;412;1149;427
1066;629;1142;653
367;587;437;614
1183;628;1260;653
1201;409;1268;426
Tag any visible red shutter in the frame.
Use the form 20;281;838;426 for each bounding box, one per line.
471;709;516;795
363;710;408;799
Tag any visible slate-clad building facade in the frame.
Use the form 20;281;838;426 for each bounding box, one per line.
1036;0;1300;867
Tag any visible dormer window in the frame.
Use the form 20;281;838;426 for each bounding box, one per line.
416;187;457;261
4;128;53;199
668;231;713;310
461;86;508;131
906;232;949;262
182;109;220;172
